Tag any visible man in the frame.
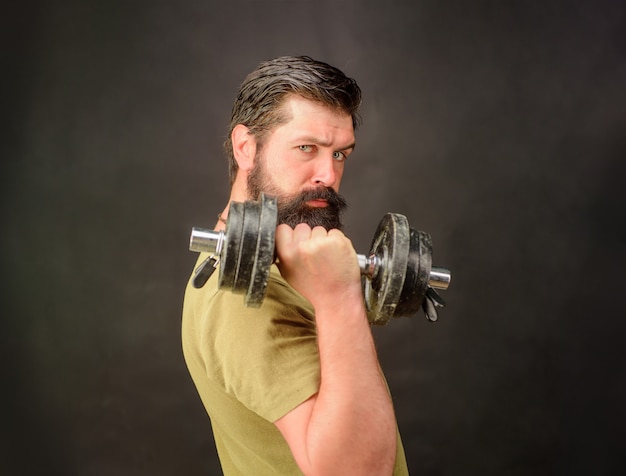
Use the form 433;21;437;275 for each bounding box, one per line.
182;56;409;475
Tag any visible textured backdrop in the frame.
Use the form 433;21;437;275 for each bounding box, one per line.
3;1;625;474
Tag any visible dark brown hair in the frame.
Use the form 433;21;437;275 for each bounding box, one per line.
225;56;362;184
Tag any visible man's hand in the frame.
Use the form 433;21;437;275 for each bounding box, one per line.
275;223;362;311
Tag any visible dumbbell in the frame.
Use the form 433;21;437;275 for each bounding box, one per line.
189;193;451;325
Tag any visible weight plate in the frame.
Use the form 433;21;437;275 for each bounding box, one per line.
363;213;410;325
394;228;432;317
245;193;277;307
218;200;244;291
233;199;260;294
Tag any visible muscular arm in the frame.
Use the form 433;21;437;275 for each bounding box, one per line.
274;224;397;476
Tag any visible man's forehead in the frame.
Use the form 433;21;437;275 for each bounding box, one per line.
276;97;354;138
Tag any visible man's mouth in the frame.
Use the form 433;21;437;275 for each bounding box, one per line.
306;199;329;208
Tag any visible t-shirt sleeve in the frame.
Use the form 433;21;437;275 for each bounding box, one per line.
199;266;320;423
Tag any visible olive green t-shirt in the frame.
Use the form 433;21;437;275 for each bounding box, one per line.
182;255;409;475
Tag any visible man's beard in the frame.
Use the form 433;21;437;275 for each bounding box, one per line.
247;154;347;230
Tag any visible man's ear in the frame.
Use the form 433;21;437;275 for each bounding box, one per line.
231;124;257;172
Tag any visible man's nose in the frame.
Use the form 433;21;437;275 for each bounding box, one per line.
311;156;338;188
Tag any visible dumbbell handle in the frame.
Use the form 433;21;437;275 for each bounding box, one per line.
190;228;451;291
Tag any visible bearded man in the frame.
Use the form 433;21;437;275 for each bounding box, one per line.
182;56;409;475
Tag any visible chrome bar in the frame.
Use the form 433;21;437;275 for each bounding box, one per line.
357;253;451;291
189;228;224;254
429;267;451;290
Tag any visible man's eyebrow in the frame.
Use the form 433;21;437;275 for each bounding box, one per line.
292;135;356;150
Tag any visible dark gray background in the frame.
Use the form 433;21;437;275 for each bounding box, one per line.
3;1;625;475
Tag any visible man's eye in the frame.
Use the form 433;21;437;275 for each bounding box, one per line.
298;145;313;153
332;151;346;161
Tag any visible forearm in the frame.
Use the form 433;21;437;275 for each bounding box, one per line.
274;224;398;474
305;291;397;475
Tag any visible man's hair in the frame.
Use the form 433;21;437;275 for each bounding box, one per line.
225;56;362;185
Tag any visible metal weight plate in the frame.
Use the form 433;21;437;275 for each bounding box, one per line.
245;193;278;307
232;199;261;294
394;228;433;317
363;213;411;325
218;200;244;291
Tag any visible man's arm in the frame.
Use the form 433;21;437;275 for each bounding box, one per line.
274;223;397;476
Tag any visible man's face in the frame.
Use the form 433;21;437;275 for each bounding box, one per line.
246;96;356;230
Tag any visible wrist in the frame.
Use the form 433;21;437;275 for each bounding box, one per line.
312;283;369;329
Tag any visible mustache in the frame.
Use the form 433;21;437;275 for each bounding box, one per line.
287;187;347;210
